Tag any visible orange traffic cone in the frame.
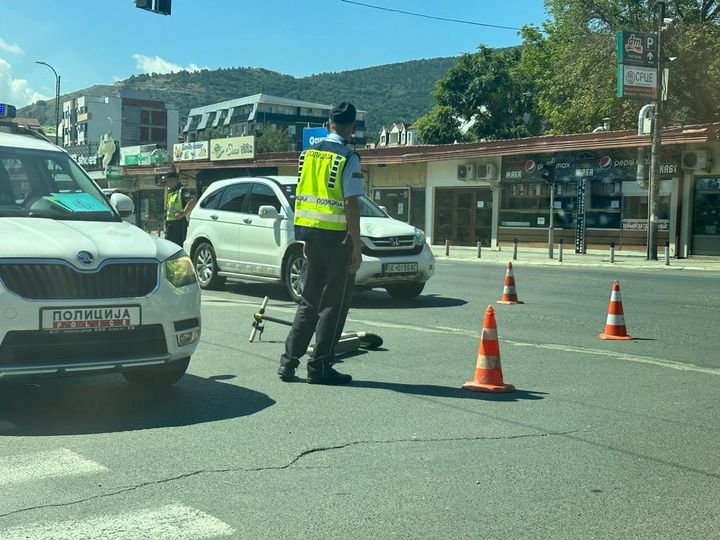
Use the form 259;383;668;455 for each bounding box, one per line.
599;280;632;340
497;262;523;304
462;305;515;393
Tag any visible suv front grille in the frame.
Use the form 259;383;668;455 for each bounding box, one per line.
0;325;167;365
361;235;423;257
0;262;159;300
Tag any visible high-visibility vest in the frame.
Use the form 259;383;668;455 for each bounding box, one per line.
294;141;355;232
165;187;184;222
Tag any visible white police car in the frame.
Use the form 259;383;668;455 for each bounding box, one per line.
184;176;435;302
0;103;201;385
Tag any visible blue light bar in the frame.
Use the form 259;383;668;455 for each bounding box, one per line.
0;103;17;119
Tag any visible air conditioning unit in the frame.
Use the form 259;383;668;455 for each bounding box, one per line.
457;164;476;181
681;150;711;171
475;163;496;180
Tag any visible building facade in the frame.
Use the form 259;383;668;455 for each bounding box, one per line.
182;93;367;150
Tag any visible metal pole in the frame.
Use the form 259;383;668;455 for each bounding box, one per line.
476;240;481;259
559;238;564;262
664;240;670;266
610;241;616;264
548;183;555;259
445;238;449;257
35;61;60;146
512;238;518;261
647;0;666;260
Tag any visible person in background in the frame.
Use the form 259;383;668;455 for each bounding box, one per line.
278;102;364;385
163;171;195;246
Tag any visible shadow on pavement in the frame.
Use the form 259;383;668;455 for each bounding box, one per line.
0;374;274;436
350;380;546;401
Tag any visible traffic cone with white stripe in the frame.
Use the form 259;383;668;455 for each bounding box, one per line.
462;305;515;393
599;280;632;340
497;262;523;304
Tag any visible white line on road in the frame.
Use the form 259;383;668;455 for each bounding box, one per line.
0;503;235;540
344;317;720;376
0;448;108;487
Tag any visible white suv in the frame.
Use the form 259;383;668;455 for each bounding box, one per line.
184;176;435;301
0;108;201;386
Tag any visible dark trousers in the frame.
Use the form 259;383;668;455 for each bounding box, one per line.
280;239;355;375
165;219;187;246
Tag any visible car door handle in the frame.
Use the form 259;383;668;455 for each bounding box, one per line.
243;218;252;224
210;214;218;220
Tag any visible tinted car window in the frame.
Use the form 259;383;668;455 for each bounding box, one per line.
248;183;282;214
218;183;251;213
200;187;224;209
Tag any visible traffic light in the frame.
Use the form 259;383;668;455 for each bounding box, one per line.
134;0;171;15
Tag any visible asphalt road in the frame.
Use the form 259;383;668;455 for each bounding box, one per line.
0;260;718;539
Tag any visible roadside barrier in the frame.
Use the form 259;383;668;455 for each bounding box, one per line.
462;305;515;393
497;262;523;304
599;281;633;340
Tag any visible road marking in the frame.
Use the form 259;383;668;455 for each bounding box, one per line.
345;317;720;376
0;503;235;540
0;448;107;487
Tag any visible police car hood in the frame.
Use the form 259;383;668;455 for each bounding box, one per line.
0;217;179;268
360;216;417;238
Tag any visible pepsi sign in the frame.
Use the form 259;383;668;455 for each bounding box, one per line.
303;127;329;149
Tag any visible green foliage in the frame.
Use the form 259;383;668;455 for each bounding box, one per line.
255;128;294;153
414;105;463;144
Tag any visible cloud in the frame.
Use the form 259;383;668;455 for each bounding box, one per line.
0;58;50;106
0;38;23;55
132;54;203;74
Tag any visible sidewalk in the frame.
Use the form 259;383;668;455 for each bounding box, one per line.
431;243;720;272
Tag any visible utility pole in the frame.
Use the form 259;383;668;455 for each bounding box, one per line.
647;0;667;260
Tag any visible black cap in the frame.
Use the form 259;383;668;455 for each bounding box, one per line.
329;102;356;124
162;171;179;181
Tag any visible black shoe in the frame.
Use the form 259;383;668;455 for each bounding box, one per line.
278;365;299;382
306;366;352;385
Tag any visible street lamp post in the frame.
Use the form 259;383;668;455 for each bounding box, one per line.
35;61;60;146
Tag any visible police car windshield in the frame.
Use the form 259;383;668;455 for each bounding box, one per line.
283;182;387;218
0;146;116;220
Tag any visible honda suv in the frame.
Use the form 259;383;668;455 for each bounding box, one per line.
184;176;435;301
0;104;201;385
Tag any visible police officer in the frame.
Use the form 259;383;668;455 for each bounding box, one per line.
278;102;364;385
163;171;195;246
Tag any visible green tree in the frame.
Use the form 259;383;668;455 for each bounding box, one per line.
416;46;542;143
255;128;294;153
520;0;720;134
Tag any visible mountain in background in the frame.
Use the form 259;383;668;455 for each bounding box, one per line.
18;57;457;142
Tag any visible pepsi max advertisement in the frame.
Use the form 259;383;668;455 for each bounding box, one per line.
501;149;680;183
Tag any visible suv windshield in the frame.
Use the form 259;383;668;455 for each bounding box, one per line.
282;182;387;218
0;146;116;221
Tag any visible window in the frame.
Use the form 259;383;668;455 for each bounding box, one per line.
218;183;251;213
247;183;281;214
200;188;224;209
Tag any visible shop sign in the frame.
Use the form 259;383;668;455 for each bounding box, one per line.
120;145;168;167
68;142;104;172
501;150;679;183
210;136;255;161
173;141;209;162
617;31;657;68
106;165;124;179
622;219;669;231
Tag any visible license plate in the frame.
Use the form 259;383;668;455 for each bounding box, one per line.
383;262;418;274
41;305;142;332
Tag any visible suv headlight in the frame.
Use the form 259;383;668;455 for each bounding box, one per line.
414;228;426;246
164;251;198;288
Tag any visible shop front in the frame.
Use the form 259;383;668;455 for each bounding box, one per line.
691;175;720;255
499;149;680;252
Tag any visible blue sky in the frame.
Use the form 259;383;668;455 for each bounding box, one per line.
1;0;548;107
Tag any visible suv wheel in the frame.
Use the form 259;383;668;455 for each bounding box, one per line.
385;282;425;300
284;248;306;303
193;241;225;290
122;357;190;387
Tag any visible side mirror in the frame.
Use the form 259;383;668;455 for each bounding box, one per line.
110;192;134;218
379;205;388;213
258;205;280;219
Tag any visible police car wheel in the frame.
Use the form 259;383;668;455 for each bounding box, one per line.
122;357;190;386
385;282;425;300
284;248;306;303
193;241;225;290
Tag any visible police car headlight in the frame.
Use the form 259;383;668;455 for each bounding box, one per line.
164;251;197;288
414;229;426;246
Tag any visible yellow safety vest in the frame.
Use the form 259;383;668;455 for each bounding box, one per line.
165;187;184;222
294;142;354;232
